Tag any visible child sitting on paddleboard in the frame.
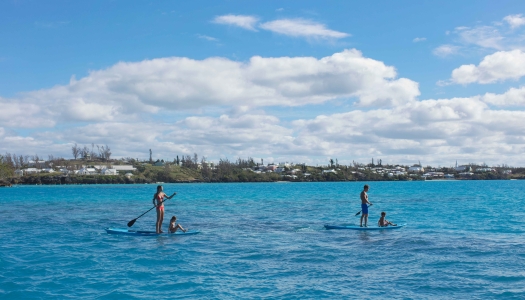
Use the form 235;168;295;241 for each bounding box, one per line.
168;216;187;233
378;212;396;227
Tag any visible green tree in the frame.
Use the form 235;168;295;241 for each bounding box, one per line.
0;155;15;179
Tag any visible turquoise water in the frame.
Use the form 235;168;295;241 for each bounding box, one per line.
1;181;525;299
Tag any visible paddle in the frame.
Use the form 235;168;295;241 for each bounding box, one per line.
127;193;176;227
355;204;372;216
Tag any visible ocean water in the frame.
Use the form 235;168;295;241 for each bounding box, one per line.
1;181;525;299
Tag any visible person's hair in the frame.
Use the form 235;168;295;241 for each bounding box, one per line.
364;184;369;189
171;216;177;221
381;212;386;216
157;185;163;191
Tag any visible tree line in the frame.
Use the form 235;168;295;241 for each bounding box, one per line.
71;143;111;161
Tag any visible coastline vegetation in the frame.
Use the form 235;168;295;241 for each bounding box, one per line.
1;150;524;186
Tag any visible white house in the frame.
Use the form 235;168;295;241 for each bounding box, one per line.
59;168;72;174
475;167;494;172
112;165;137;173
15;169;24;176
322;169;337;174
408;166;424;173
77;167;97;175
41;168;55;173
454;165;470;172
23;168;40;174
101;168;118;175
275;167;286;173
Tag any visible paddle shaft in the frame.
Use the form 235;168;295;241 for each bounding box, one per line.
127;197;172;227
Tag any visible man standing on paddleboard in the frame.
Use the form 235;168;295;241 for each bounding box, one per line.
360;184;372;227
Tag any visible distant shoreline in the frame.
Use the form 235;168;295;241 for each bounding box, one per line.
2;177;523;188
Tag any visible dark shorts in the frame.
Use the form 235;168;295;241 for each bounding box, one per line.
361;203;368;214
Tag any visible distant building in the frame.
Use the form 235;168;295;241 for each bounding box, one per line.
112;165;137;173
77;167;97;175
408;166;424;173
275;167;287;173
153;160;165;167
454;165;471;172
23;168;40;174
459;172;474;177
266;165;278;171
322;169;337;174
475;167;494;173
101;168;118;175
14;169;24;176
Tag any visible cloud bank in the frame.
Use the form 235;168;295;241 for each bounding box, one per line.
0;50;419;129
2;49;525;166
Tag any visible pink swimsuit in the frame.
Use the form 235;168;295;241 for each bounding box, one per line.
156;194;164;211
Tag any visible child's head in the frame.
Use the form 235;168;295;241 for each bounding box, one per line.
381;212;386;217
170;216;177;222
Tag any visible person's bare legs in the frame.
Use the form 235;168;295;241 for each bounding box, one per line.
156;208;162;233
360;214;364;227
171;224;186;233
159;209;164;233
364;214;369;227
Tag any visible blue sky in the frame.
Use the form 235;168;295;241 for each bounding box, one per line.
2;0;525;166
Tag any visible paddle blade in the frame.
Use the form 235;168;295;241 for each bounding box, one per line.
127;219;137;227
355;211;361;216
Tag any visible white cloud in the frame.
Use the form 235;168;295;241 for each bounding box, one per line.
259;19;349;39
197;34;219;42
454;25;504;50
432;44;460;57
482;86;525;106
0;50;419;129
504;14;525;29
413;37;427;42
437;14;525;57
212;14;259;31
448;50;525;84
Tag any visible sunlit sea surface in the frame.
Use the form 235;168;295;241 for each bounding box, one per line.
1;181;525;299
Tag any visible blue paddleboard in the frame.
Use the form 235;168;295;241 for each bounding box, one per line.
105;228;200;236
324;224;406;230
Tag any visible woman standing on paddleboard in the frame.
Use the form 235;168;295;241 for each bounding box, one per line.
153;185;176;233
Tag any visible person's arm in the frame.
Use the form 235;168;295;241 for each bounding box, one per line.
152;194;157;207
167;192;177;199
